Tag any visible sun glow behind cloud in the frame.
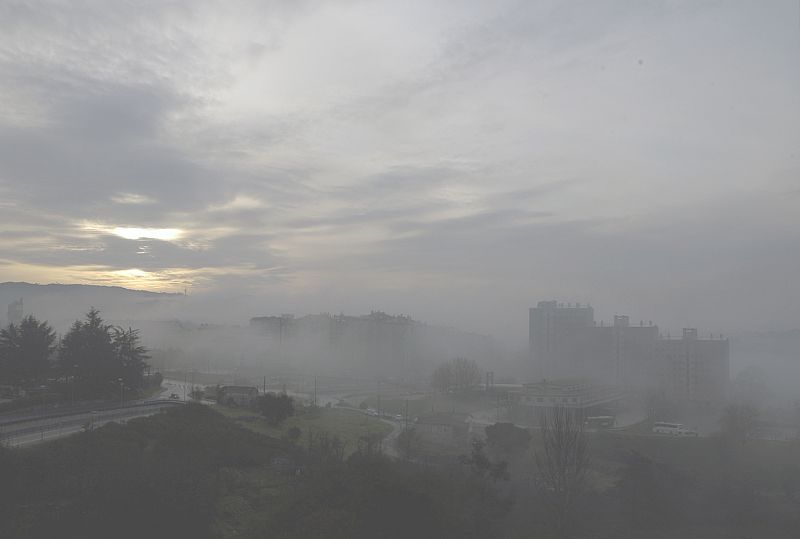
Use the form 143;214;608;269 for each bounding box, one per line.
0;0;796;338
111;227;183;241
79;221;184;242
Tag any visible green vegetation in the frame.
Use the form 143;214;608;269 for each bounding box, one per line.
361;393;486;416
219;404;393;457
59;308;150;397
499;428;800;538
0;315;56;386
2;397;798;538
0;309;154;402
255;392;295;425
0;404;290;538
0;404;509;539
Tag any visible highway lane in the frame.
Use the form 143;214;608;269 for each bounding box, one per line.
0;401;181;448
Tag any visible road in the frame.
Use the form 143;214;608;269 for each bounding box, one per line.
0;379;189;427
380;417;404;459
0;380;408;452
0;400;182;448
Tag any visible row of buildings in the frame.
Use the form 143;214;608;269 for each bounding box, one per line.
250;311;494;378
529;301;730;408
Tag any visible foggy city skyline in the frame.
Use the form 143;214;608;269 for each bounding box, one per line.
1;0;798;345
2;3;800;538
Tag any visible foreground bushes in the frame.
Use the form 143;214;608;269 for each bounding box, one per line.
0;404;510;539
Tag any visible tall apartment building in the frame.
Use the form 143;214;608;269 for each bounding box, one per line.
529;301;729;406
529;301;594;380
656;328;729;407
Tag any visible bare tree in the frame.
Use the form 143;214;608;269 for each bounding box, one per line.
535;407;590;539
431;357;481;393
451;357;481;391
432;362;453;393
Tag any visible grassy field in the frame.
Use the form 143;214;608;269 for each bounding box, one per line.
358;394;492;417
219;405;393;456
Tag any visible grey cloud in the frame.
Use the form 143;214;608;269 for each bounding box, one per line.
0;0;797;345
8;231;281;273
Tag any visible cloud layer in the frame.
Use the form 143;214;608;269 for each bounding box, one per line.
0;0;798;341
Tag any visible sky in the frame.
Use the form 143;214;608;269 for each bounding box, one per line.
0;0;798;343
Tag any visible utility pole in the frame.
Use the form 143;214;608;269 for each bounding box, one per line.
314;376;317;407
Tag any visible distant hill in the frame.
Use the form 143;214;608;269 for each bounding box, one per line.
0;282;184;330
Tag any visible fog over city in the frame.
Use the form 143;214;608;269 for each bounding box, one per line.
1;0;797;343
0;2;798;538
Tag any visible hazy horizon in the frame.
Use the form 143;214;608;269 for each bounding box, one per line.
1;1;798;344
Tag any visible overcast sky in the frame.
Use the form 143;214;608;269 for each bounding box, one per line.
0;0;798;342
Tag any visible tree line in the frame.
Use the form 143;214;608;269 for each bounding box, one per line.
0;308;152;400
432;356;482;393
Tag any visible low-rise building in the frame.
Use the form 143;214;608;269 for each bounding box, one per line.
509;378;624;426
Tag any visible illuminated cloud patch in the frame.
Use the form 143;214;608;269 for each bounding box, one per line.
0;0;796;338
111;228;183;241
111;193;156;205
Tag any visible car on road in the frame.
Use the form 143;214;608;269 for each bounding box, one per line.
169;393;180;400
394;414;403;421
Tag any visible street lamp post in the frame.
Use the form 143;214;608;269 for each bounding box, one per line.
71;365;78;408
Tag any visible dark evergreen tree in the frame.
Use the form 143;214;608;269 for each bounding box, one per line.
0;315;57;385
113;327;150;391
58;308;149;397
257;392;295;425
